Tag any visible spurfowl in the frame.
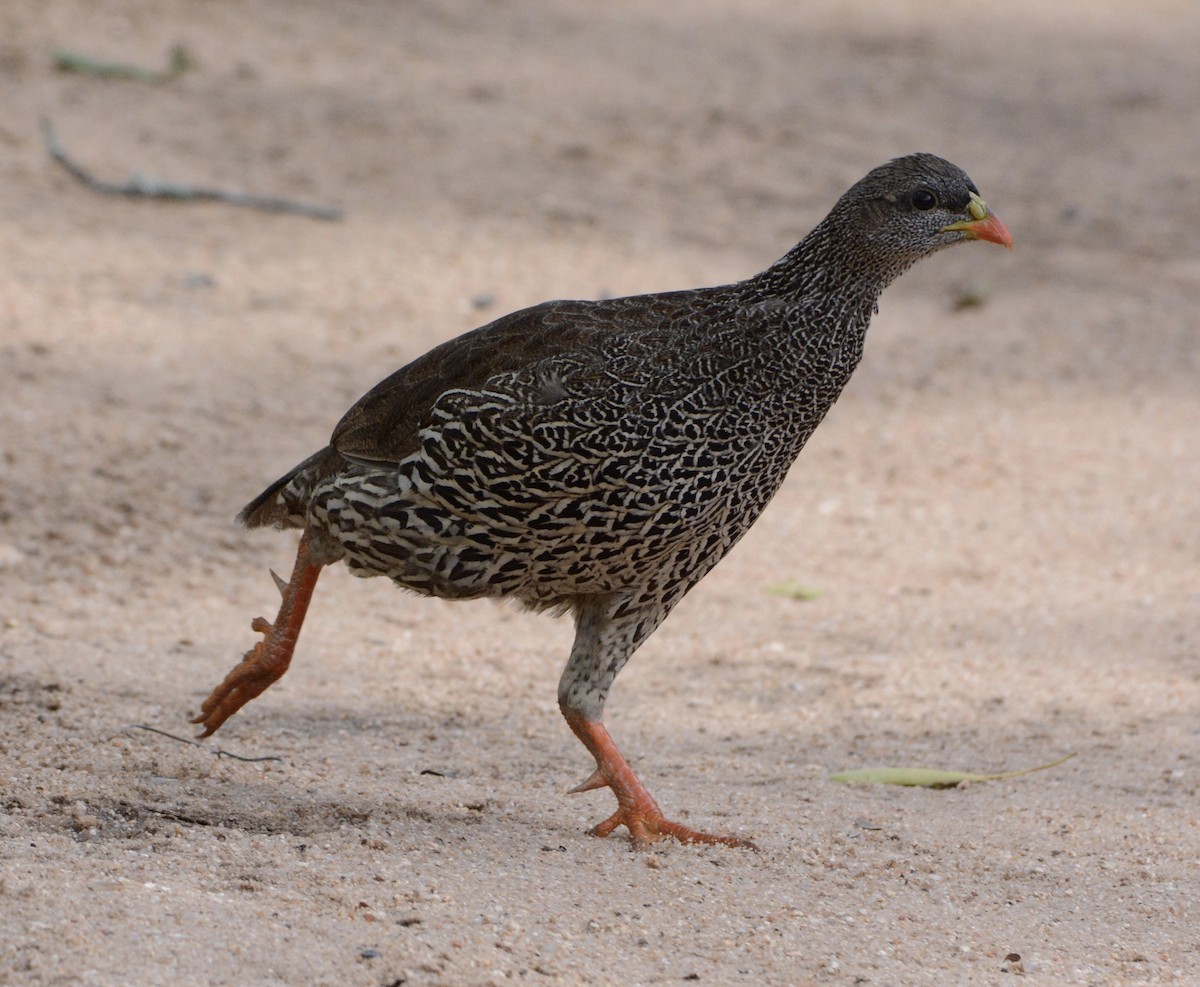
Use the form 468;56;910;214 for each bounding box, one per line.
195;153;1011;848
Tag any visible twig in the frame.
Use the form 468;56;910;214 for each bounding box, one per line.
129;802;217;828
129;723;284;763
42;118;343;221
53;44;194;84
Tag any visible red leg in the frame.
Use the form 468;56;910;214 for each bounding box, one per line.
563;711;756;850
193;531;323;737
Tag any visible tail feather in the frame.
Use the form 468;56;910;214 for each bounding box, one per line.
238;446;340;529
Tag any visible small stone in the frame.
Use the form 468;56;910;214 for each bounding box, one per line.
1002;953;1025;975
0;544;25;569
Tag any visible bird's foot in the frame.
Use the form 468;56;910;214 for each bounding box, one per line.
192;617;289;737
192;532;323;737
575;775;756;850
564;714;756;851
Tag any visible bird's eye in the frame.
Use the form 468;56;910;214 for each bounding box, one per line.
911;189;937;211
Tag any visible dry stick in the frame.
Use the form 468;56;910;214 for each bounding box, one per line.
129;723;283;763
41;118;343;221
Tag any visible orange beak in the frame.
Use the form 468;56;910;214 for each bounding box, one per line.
942;192;1013;250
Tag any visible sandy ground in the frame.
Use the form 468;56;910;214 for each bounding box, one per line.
2;1;1198;984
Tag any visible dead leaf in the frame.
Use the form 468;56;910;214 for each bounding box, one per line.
828;752;1076;788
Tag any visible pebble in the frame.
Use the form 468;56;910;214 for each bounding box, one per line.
0;544;25;569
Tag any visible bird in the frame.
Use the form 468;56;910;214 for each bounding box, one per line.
193;153;1011;849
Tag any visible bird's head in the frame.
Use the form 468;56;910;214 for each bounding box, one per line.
834;152;1012;267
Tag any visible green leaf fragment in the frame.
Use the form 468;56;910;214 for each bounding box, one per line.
53;44;194;84
829;752;1076;789
766;581;823;601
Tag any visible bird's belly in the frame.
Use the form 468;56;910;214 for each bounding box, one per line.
306;445;780;607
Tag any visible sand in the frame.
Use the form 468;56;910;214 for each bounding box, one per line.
1;1;1198;984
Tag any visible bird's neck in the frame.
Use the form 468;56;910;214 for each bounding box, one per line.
742;216;914;319
716;218;921;441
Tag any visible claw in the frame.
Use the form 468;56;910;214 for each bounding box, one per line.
568;767;609;794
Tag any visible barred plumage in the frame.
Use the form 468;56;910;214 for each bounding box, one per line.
194;153;1011;848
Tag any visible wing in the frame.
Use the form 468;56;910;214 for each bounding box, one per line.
329;294;690;465
239;289;717;528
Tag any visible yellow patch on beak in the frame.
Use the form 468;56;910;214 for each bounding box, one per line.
941;192;1013;249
